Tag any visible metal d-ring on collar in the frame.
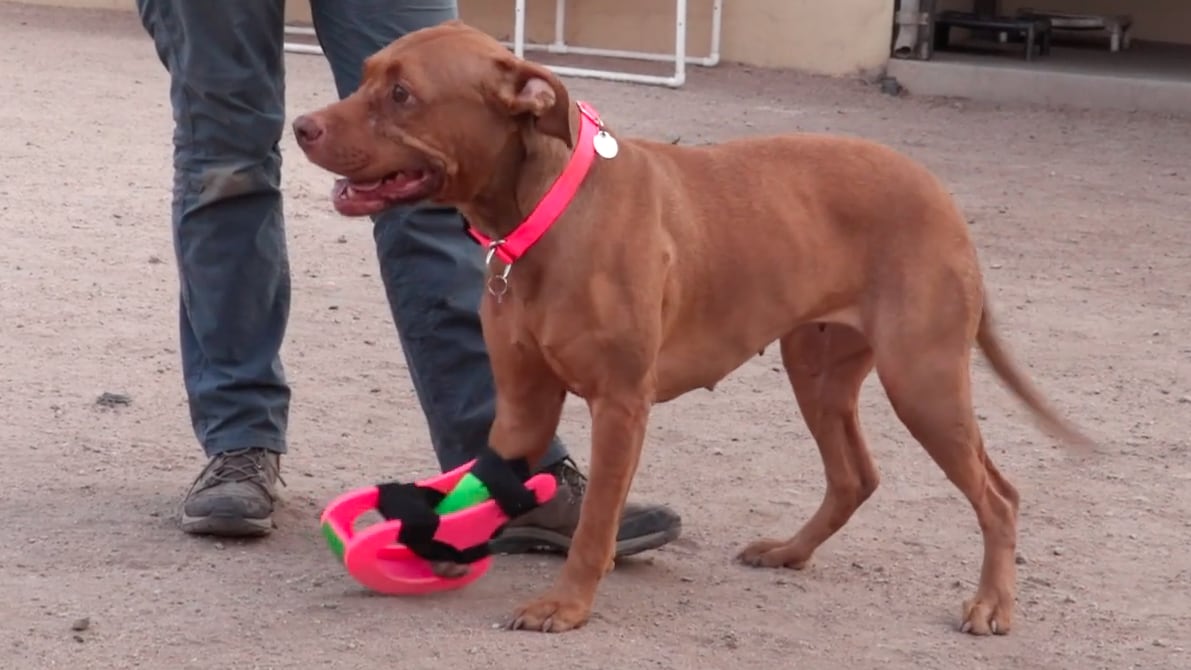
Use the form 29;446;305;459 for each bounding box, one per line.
484;240;513;302
477;100;614;304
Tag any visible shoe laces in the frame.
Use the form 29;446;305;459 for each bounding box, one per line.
551;456;588;502
196;448;284;489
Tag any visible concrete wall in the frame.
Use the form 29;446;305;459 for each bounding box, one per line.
14;0;895;77
937;0;1191;45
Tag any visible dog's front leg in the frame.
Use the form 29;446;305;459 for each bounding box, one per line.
509;392;650;633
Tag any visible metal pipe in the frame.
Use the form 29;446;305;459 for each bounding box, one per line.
703;0;722;66
892;0;922;58
550;0;567;52
672;0;687;87
545;65;684;87
513;0;526;58
285;43;324;55
283;0;722;89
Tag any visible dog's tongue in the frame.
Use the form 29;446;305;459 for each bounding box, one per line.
349;180;383;192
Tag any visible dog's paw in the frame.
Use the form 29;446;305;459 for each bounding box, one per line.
961;590;1014;636
506;592;591;633
736;538;811;570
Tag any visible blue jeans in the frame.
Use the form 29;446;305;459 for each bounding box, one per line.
134;0;567;472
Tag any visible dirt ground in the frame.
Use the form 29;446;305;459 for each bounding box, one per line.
2;3;1189;669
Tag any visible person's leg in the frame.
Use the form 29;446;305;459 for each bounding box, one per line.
308;0;681;556
307;0;565;473
307;1;564;475
136;0;289;537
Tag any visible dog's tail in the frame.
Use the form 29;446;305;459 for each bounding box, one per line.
976;304;1096;452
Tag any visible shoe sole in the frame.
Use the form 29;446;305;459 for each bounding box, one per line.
489;521;682;559
180;512;273;538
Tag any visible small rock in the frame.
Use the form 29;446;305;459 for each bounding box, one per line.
1153;639;1168;647
336;235;348;244
711;448;724;456
722;631;740;649
1052;547;1064;556
95;392;132;408
148;255;164;265
1015;554;1027;565
73;634;85;643
70;618;90;632
878;76;902;96
679;576;694;583
213;542;225;550
1063;595;1076;604
1178;396;1190;404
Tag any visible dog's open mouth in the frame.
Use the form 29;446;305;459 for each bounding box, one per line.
331;169;437;216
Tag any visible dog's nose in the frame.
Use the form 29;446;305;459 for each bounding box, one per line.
292;115;325;147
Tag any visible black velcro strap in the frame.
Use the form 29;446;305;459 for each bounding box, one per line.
470;449;540;520
371;452;542;565
374;481;491;564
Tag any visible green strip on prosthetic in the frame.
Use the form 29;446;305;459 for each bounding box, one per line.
324;472;495;565
322;521;346;562
434;473;492;514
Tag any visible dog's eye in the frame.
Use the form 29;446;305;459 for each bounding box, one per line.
392;84;411;105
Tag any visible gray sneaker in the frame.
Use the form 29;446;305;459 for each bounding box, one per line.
489;457;682;558
180;448;283;537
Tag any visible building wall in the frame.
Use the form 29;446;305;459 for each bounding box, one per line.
17;0;1191;70
14;0;895;76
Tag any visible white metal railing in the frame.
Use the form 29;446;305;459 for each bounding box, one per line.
283;0;723;89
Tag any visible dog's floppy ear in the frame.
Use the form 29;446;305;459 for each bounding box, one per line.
495;58;573;148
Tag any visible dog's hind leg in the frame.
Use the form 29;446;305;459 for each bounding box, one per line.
738;323;878;570
873;320;1019;636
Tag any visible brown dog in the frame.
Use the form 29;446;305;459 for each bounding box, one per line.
293;20;1092;635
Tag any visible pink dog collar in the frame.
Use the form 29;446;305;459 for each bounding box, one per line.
467;101;609;267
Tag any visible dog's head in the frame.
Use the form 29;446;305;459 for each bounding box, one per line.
293;20;574;217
